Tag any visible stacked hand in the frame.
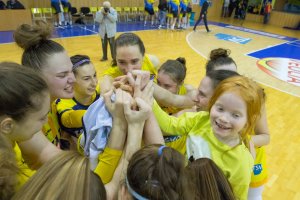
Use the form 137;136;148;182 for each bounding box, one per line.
107;71;154;123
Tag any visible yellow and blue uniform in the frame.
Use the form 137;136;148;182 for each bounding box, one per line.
144;0;155;15
153;101;253;200
14;143;35;190
169;0;180;15
250;145;268;187
55;88;100;138
102;54;158;80
42;102;60;146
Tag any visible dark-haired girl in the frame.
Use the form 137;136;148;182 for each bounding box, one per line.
55;55;99;149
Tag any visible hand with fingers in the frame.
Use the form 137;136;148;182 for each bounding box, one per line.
130;70;151;90
113;75;134;96
103;88;134;122
123;97;152;125
103;88;134;150
132;73;154;106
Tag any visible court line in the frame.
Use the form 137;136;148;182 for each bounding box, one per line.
79;26;99;34
186;31;207;59
245;40;289;56
185;26;225;59
186;30;300;98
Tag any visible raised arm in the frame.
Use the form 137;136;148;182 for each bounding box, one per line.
153;84;196;108
107;8;118;22
132;73;164;145
100;75;114;95
94;89;130;184
105;97;152;199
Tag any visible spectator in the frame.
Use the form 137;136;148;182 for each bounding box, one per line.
223;0;230;17
264;1;272;24
95;1;117;62
193;0;210;32
6;0;24;9
0;0;5;9
51;0;63;26
61;0;72;25
158;0;168;29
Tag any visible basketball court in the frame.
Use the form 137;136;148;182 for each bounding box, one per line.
0;19;300;199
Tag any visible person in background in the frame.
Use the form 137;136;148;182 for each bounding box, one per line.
144;0;156;26
223;0;230;17
263;1;272;24
158;0;168;29
169;0;180;30
0;0;6;9
228;0;238;17
6;0;24;9
61;0;72;25
178;0;190;29
51;0;64;26
193;0;210;32
95;1;117;62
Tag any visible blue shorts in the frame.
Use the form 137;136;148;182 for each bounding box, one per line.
51;2;61;13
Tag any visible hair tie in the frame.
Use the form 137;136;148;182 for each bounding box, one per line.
72;59;90;70
126;177;149;200
158;145;166;156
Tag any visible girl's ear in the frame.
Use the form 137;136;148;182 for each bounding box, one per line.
0;118;14;135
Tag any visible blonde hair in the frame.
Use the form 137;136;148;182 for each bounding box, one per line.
186;158;235;200
0;134;19;200
208;76;264;146
12;151;106;200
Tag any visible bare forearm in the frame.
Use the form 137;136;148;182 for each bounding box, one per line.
252;134;270;147
143;112;164;145
153;84;195;108
126;123;145;160
100;75;114;95
107;119;127;150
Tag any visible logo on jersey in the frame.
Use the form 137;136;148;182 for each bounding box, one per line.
257;57;300;87
253;164;263;175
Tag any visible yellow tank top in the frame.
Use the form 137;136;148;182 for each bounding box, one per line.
14;143;35;190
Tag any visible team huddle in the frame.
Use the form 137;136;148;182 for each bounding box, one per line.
0;18;269;200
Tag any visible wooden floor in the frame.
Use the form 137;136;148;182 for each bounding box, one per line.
0;18;300;199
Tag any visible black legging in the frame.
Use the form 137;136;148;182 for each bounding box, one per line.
193;13;210;32
101;34;115;60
